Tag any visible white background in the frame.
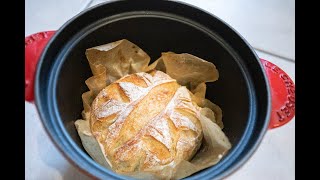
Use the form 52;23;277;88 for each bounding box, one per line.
25;0;295;179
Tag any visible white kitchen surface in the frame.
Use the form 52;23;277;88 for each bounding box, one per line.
25;0;295;179
175;0;295;61
25;0;295;61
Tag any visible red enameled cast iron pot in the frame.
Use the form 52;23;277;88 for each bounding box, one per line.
25;0;295;179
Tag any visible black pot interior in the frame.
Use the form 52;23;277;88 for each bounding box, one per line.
59;15;251;147
36;1;270;179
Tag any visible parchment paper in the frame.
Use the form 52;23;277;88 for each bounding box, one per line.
75;40;231;179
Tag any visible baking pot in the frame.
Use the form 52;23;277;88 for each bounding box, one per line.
25;0;295;179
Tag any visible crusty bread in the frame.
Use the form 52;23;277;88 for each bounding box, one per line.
90;70;203;175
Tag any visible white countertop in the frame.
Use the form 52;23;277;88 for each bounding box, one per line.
25;1;295;179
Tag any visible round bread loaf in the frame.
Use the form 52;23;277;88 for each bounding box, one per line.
90;70;203;175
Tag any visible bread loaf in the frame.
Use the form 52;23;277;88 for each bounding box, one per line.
90;70;203;176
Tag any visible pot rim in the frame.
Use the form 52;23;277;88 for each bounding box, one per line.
35;0;271;179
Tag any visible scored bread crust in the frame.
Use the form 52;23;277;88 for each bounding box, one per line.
90;70;203;175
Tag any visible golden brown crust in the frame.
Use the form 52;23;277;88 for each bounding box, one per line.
90;70;203;175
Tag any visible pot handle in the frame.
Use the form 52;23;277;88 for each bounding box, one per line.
260;59;295;129
25;31;56;102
